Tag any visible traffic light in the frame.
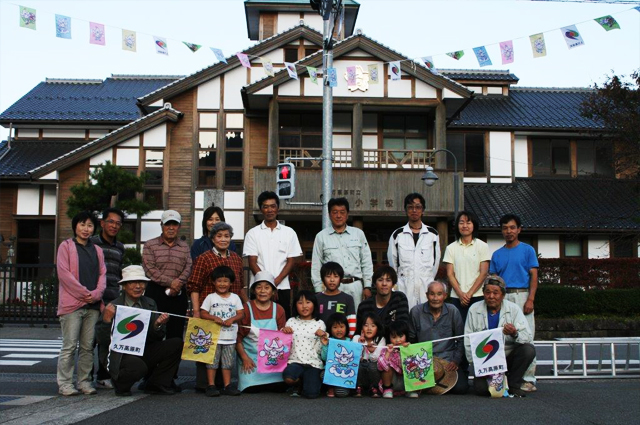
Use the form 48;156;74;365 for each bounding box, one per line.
276;162;296;200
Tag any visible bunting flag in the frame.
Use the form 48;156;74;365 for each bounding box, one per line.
122;29;136;52
446;50;464;60
261;58;275;77
561;25;585;49
110;306;151;357
473;46;492;67
154;36;168;55
389;61;402;80
322;339;362;389
55;15;71;39
284;62;298;80
211;48;227;63
181;318;221;364
400;342;436;391
499;40;514;65
635;6;640;13
89;22;105;46
346;66;357;86
529;33;547;58
237;52;251;68
257;329;292;373
19;6;36;30
307;66;318;84
416;56;437;74
469;328;507;377
183;42;201;52
368;64;379;84
594;15;620;31
327;67;337;87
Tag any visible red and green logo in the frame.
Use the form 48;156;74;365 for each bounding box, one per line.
117;314;145;340
475;335;500;364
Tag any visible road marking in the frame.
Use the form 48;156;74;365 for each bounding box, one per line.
0;360;40;366
0;339;61;367
0;344;62;348
0;348;60;353
2;354;59;359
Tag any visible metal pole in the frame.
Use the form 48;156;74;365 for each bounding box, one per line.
321;18;334;229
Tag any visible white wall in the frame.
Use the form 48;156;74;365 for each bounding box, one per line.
331;60;385;98
514;135;528;178
17;129;39;138
489;131;512;177
387;79;412;98
143;123;167;147
89;130;109;139
279;78;301;96
487;86;502;95
303;78;323;97
259;48;285;64
443;88;463;99
588;237;610;259
277;13;302;33
42;129;85;138
333;134;351;149
538;235;560;258
90;148;112;166
42;186;57;215
116;149;139;167
486;234;504;256
119;135;139;147
415;80;437;99
224;67;247;109
301;13;323;32
16;185;40;215
197;78;221;110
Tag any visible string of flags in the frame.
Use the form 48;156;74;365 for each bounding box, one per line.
15;3;640;85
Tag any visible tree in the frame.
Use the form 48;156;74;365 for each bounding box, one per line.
580;70;640;178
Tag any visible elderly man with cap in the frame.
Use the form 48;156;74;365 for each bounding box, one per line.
236;271;287;393
95;266;183;396
464;275;535;398
408;281;468;395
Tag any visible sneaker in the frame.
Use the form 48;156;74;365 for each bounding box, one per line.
221;386;241;396
354;386;362;397
77;383;98;395
59;386;80;396
205;385;220;397
510;388;527;398
520;382;537;392
327;388;335;398
96;379;114;390
382;388;394;399
370;388;380;398
406;391;419;398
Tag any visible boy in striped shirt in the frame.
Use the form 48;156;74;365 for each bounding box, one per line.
315;262;356;337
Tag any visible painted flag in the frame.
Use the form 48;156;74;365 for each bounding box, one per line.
561;25;585;49
89;22;106;46
183;42;201;52
368;64;379;84
307;66;318;84
473;46;492;67
55;15;71;39
446;50;464;60
284;62;298;80
237;53;251;68
122;29;136;52
154;36;168;55
19;6;36;30
487;373;508;398
327;67;338;87
416;56;437;74
346;66;357;86
211;48;227;64
529;33;547;58
257;329;292;373
110;306;151;357
323;338;362;389
635;6;640;13
400;341;435;391
469;328;507;377
261;58;275;77
594;15;620;31
389;61;402;81
499;40;514;65
181;318;221;364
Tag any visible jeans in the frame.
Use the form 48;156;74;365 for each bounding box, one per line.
283;363;322;398
506;291;536;383
57;308;99;389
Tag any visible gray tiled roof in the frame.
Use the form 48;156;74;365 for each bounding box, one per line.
0;140;85;178
465;178;640;231
439;69;519;82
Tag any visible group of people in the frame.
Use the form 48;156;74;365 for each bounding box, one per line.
55;190;538;399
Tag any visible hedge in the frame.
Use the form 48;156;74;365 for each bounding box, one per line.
535;286;640;318
537;258;640;289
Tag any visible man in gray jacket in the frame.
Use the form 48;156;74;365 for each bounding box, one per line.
464;275;535;397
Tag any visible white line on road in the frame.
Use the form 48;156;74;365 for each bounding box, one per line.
2;354;59;359
0;360;40;366
0;344;62;348
0;348;60;352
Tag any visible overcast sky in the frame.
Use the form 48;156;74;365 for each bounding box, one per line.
1;0;638;140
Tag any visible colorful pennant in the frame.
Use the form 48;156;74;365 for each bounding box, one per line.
327;67;337;87
307;66;318;84
284;62;298;80
368;64;379;84
261;58;274;77
469;328;507;377
55;14;71;39
389;61;401;80
19;6;36;30
473;46;492;67
211;48;227;63
181;318;221;364
322;339;362;389
446;50;464;60
346;66;357;86
400;342;435;391
561;25;585;49
529;33;547;58
257;329;292;373
237;52;251;68
154;36;168;55
416;56;437;74
183;42;202;52
122;29;136;52
594;15;620;31
499;40;514;65
110;306;151;357
89;22;105;46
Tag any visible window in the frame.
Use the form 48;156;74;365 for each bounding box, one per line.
279;113;323;166
562;236;586;258
577;140;614;177
305;48;319;58
198;112;218;188
382;115;428;154
447;132;485;173
612;236;638;258
532;138;570;176
144;150;164;210
224;113;244;188
284;48;298;63
16;220;55;264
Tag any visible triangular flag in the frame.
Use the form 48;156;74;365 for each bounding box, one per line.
446;51;464;60
237;53;251;68
389;61;402;81
284;62;298;80
529;33;546;58
183;42;201;52
368;64;379;84
211;48;227;64
55;15;71;39
19;6;36;30
89;22;106;46
261;58;274;77
561;25;585;49
594;15;620;31
346;66;357;86
122;30;136;52
499;40;514;65
154;36;168;55
415;56;437;74
307;66;318;84
634;6;640;13
473;46;492;67
327;68;337;87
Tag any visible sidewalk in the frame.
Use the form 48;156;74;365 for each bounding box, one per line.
0;325;62;340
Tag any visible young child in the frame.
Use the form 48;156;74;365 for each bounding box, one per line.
353;312;385;397
378;320;415;398
315;262;356;337
282;290;326;399
320;313;351;398
200;265;244;397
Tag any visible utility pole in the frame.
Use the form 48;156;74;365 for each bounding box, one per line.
321;16;334;229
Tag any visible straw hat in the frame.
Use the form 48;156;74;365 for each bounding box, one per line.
118;265;151;285
424;357;458;395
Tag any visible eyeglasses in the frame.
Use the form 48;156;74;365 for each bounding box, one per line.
406;205;424;211
126;282;147;287
104;220;123;227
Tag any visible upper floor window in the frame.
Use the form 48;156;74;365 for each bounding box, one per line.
382;115;428;151
447;132;485;174
577;140;613;177
144;149;164;210
224;113;244;188
198;112;217;188
532;138;571;176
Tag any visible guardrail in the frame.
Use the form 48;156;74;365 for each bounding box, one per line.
0;264;58;325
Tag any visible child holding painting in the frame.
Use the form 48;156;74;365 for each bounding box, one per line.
320;313;351;398
353;312;386;397
378;320;416;398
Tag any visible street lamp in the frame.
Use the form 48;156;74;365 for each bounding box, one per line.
421;149;459;218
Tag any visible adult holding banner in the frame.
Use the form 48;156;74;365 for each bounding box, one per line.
95;266;183;396
464;275;535;398
236;271;288;392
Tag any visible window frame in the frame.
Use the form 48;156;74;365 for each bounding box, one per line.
197;110;219;189
223;112;244;189
446;131;487;175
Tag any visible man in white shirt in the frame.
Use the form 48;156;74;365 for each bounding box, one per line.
243;191;303;318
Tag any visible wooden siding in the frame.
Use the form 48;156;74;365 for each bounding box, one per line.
57;159;90;245
245;115;269;231
0;184;18;259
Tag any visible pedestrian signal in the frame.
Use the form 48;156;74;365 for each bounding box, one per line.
276;163;295;200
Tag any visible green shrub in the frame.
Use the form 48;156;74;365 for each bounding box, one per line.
536;285;640;318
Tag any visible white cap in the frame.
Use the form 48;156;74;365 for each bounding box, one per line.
118;265;151;284
161;210;181;224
